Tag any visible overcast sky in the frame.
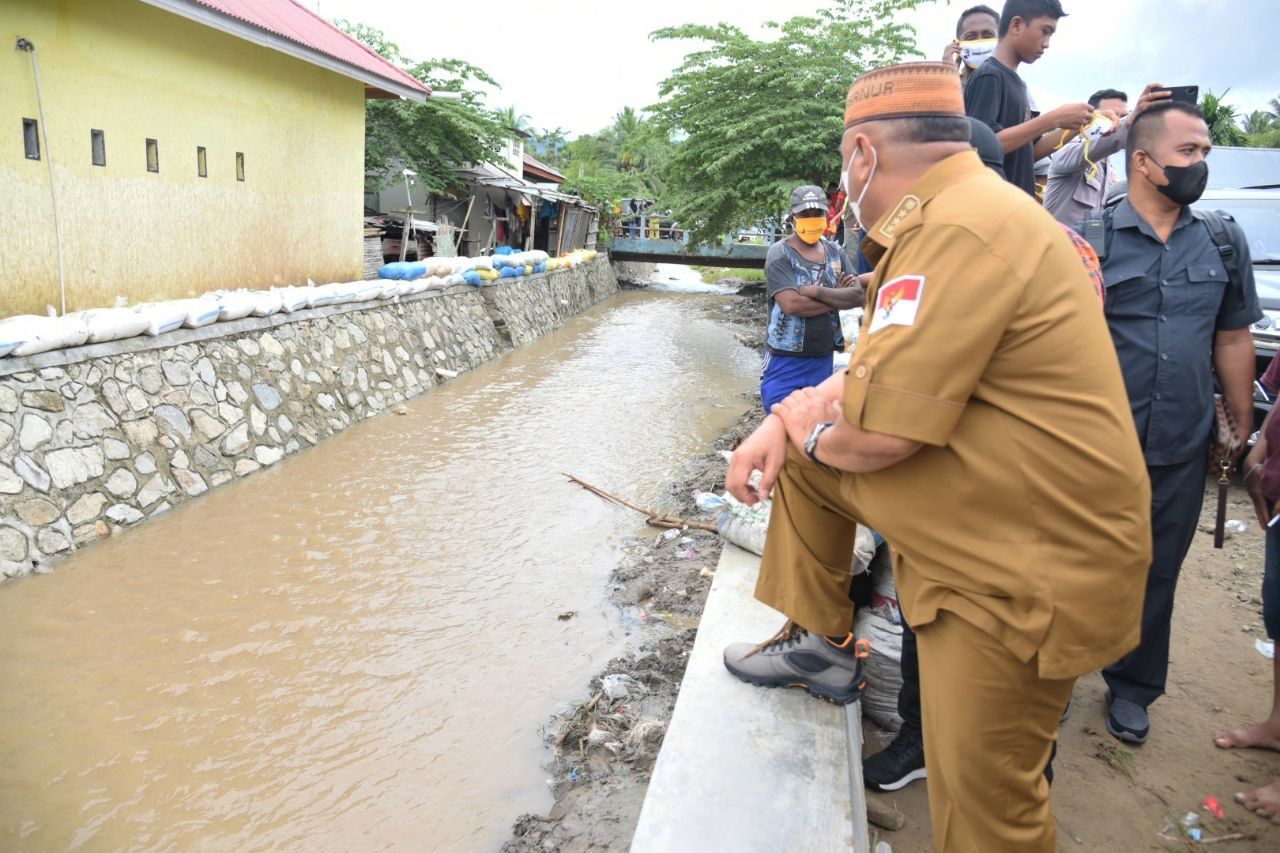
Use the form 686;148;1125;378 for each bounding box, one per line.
308;0;1274;138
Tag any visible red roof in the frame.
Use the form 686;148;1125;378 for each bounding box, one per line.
189;0;429;98
523;152;566;184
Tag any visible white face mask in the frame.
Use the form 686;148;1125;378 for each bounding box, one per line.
1080;112;1114;142
958;38;996;70
841;145;879;233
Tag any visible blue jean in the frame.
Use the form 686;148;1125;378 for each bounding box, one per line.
760;351;834;411
1265;521;1280;641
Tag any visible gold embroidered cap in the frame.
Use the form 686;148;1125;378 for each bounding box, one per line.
845;61;966;128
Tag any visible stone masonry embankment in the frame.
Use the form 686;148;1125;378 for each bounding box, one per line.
0;258;619;579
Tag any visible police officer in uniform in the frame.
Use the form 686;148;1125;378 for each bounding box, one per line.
1092;100;1261;745
721;62;1152;851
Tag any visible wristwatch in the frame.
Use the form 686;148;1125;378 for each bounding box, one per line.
805;421;834;467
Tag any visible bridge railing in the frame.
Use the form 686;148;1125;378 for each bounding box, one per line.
610;217;785;248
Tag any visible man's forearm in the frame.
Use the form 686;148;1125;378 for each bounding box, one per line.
1032;128;1078;161
799;370;923;472
812;287;865;310
996;114;1055;154
1215;329;1257;440
817;413;922;473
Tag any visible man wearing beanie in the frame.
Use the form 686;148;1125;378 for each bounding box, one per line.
722;61;1151;850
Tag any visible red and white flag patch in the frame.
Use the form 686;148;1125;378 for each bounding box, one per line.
868;275;925;334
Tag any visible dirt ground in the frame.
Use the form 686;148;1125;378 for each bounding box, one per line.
506;281;1280;852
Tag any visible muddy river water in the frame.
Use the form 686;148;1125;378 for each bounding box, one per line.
0;270;759;851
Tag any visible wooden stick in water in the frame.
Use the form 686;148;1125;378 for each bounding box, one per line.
564;473;718;532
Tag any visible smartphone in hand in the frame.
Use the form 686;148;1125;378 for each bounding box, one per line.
1156;85;1199;105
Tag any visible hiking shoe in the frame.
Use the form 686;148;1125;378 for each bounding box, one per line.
863;727;926;792
723;620;869;705
1105;691;1149;744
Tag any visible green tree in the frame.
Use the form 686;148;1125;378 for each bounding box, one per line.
337;20;511;196
648;0;922;245
1243;110;1277;136
528;126;570;167
496;106;533;134
1199;88;1248;147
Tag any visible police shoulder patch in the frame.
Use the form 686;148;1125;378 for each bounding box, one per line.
868;275;925;334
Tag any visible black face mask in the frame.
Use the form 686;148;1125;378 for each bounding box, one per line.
1143;154;1209;206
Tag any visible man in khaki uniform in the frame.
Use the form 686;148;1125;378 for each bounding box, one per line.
722;62;1152;851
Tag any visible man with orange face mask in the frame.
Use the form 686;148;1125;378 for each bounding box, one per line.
759;186;866;410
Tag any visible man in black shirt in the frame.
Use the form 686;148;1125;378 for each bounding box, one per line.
964;0;1093;196
1095;101;1260;744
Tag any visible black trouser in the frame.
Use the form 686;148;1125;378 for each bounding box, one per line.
1103;457;1206;708
898;617;922;738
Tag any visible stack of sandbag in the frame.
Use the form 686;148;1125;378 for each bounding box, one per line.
855;544;904;731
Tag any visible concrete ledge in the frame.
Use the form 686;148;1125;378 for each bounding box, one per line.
631;544;870;853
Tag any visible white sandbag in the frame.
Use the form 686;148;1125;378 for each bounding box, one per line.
176;299;220;329
695;490;770;556
424;275;448;290
206;291;259;321
317;282;357;305
81;308;150;343
0;319;26;357
275;287;310;313
136;302;187;336
304;286;336;309
350;281;385;301
445;273;466;287
2;314;90;356
472;256;493;271
251;290;283;317
855;608;905;732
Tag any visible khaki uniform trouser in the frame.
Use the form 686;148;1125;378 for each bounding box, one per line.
755;448;1074;852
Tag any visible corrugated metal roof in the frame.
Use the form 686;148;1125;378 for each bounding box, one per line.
522;152;565;184
188;0;429;97
1209;147;1280;189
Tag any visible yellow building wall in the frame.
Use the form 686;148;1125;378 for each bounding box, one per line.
1;0;367;318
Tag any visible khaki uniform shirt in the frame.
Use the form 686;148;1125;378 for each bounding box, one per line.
842;151;1152;680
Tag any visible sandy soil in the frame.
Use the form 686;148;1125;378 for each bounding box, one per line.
507;281;1280;852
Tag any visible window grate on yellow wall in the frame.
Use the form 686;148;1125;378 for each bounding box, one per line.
236;151;244;182
146;138;159;173
197;146;207;178
23;118;40;160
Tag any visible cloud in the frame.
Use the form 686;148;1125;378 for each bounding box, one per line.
901;0;1274;114
311;0;1273;135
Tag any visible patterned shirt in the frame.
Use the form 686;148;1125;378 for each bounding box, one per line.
763;238;852;355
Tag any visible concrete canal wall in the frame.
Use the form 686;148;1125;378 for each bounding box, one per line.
0;259;620;579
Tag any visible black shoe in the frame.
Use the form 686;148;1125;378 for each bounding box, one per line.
863;728;926;792
1105;690;1149;744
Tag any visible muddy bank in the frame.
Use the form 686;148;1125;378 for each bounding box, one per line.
503;295;765;853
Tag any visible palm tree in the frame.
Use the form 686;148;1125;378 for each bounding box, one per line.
1200;89;1248;147
612;107;643;169
1243;110;1277;136
496;106;532;134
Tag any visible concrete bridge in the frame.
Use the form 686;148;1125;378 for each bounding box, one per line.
608;236;772;269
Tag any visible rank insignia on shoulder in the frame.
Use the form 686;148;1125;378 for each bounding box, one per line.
869;275;925;334
877;195;920;240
